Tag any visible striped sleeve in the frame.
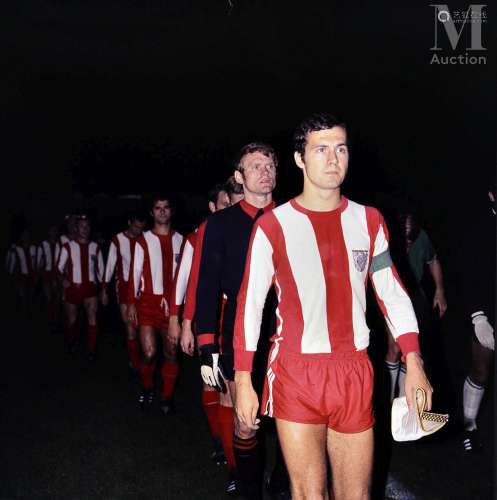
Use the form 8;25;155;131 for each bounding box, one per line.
96;247;105;283
368;209;420;357
128;239;144;304
57;245;69;275
183;222;206;321
169;235;194;316
103;239;118;289
234;222;275;372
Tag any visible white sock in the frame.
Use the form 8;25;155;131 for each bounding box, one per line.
463;377;485;431
397;363;407;398
385;360;400;401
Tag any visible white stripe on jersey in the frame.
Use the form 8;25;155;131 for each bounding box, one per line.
174;238;194;306
340;201;371;350
273;205;331;354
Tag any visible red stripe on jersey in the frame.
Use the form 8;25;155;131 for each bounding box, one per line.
184;222;205;321
80;243;89;284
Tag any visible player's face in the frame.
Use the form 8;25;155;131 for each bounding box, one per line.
128;219;146;237
238;152;277;195
77;220;91;240
151;200;171;225
215;190;230;210
295;127;349;191
67;216;78;236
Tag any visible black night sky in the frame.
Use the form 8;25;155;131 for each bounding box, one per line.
2;1;495;242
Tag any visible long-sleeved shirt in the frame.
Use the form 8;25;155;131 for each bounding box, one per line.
195;199;275;352
57;240;104;285
234;197;420;371
128;229;183;304
102;232;138;289
37;240;61;274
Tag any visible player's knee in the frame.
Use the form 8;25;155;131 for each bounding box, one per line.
142;347;156;363
385;344;400;362
470;367;489;386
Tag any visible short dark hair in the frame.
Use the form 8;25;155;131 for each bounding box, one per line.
225;175;244;196
207;183;227;204
149;193;172;211
235;142;278;172
128;211;147;223
293;113;347;158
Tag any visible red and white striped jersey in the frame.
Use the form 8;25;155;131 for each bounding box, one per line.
9;245;38;276
170;230;197;316
103;232;138;288
37;240;61;273
5;244;16;273
234;197;420;371
57;240;104;285
128;230;183;304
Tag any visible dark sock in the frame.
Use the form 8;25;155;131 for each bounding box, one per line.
233;434;261;500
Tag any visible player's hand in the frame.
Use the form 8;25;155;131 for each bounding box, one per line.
168;315;182;344
128;303;138;326
100;289;109;306
199;346;226;393
404;352;433;411
472;312;495;351
234;373;260;431
180;319;195;356
433;289;447;318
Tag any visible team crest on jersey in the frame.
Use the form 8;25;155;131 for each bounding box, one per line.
352;250;368;272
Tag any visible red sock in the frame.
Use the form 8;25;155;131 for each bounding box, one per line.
140;359;156;390
218;405;236;471
127;338;141;370
161;362;179;400
202;389;221;439
87;325;97;353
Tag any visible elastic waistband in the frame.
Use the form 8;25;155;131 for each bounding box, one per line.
277;349;368;361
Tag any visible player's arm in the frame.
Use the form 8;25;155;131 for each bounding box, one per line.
57;245;70;285
96;247;105;285
168;237;193;346
368;210;432;409
428;258;447;317
101;240;117;305
195;218;226;391
234;223;275;429
127;241;144;325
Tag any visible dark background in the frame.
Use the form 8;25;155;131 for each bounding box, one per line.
2;1;495;243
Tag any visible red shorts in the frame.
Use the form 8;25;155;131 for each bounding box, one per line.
116;280;130;305
137;293;169;331
65;283;97;305
262;348;374;433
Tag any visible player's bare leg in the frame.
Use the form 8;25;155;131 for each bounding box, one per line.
83;296;98;361
119;304;140;372
276;419;329;500
159;326;179;415
138;325;158;409
327;428;373;500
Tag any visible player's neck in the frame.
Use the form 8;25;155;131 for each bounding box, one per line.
153;223;170;235
124;229;135;238
296;186;342;212
77;237;89;244
243;191;273;209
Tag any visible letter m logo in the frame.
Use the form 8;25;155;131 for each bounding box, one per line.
430;4;486;51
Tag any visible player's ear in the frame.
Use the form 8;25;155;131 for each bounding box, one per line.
208;201;216;214
234;169;244;185
294;151;305;171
